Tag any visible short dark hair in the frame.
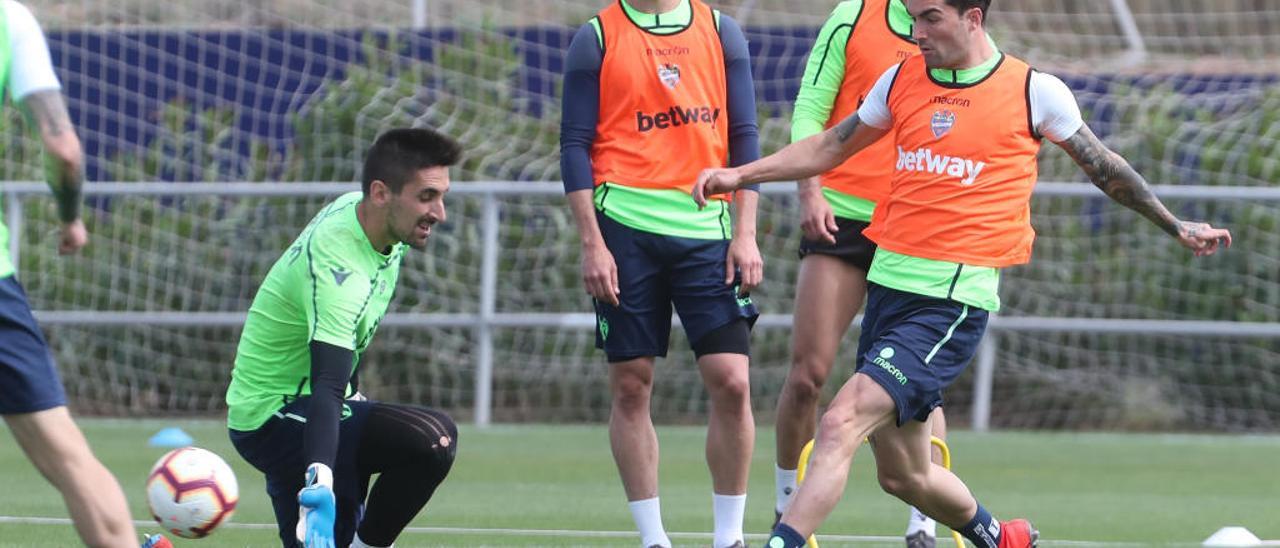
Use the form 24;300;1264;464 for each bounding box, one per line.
944;0;991;24
361;127;462;195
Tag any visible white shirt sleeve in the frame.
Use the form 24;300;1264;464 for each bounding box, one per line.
1029;71;1083;143
855;64;900;130
5;0;61;102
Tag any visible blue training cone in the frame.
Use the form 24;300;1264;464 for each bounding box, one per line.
148;427;194;448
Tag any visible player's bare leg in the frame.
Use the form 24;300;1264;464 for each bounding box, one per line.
929;407;948;464
699;351;753;547
775;254;865;514
906;407;949;546
778;373;896;535
609;356;660;500
871;412;976;528
870;409;1036;548
699;352;753;494
6;407;138;548
609;356;673;547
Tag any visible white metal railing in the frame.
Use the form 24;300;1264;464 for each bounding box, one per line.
5;180;1279;428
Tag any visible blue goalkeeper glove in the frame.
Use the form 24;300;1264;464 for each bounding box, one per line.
296;463;336;548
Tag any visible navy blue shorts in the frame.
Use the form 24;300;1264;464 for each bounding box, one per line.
855;283;988;425
594;212;758;362
229;398;373;548
0;276;67;414
797;217;876;273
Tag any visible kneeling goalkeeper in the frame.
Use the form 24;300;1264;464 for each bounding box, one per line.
226;128;461;548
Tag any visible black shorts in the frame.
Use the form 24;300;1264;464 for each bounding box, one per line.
230;398;456;547
0;276;66;414
594;212;758;362
855;283;989;426
230;398;374;548
797;217;876;273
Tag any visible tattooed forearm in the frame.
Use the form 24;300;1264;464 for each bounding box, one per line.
1058;126;1179;238
45;148;83;223
833;114;860;143
22;90;83;222
23;90;74;137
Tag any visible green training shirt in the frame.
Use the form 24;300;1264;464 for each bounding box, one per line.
791;0;912;222
226;191;406;431
867;48;1007;312
590;0;735;240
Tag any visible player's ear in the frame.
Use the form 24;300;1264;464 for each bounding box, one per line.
966;7;983;28
369;179;391;204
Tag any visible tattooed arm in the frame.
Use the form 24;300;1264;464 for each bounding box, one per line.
19;90;88;254
20;90;83;222
1056;124;1231;256
691;114;888;207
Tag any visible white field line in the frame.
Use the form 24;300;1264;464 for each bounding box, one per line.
0;515;1244;546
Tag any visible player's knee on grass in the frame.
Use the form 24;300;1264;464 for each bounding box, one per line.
691;318;750;359
265;478;304;548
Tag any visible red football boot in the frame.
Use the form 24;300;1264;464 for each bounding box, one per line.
997;519;1039;548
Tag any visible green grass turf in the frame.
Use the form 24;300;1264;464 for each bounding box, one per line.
0;419;1276;546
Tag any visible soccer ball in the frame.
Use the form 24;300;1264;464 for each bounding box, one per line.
145;447;239;538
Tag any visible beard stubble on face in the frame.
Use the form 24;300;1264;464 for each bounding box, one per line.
386;203;432;252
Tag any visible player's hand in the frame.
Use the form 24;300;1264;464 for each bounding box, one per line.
296;463;336;548
582;241;620;307
58;219;88;255
727;235;763;293
1175;221;1232;257
691;168;742;209
799;188;838;244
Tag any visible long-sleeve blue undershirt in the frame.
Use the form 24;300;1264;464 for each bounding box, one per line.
559;14;761;194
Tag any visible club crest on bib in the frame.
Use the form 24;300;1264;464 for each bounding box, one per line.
657;63;681;89
930;110;956;138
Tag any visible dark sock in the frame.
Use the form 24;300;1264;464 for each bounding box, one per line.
959;504;1002;548
767;522;808;548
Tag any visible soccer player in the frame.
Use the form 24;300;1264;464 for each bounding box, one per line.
559;1;762;546
226;128;461;548
692;1;1232;547
0;2;158;546
776;2;950;545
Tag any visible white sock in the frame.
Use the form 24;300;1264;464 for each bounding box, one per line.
350;532;392;548
628;497;671;548
712;493;747;548
905;506;937;538
775;465;798;514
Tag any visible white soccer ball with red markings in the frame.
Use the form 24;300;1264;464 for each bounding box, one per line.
145;447;239;538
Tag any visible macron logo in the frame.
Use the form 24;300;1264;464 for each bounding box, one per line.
331;267;351;286
895;146;986;186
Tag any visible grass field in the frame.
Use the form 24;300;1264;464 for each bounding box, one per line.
0;420;1276;547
